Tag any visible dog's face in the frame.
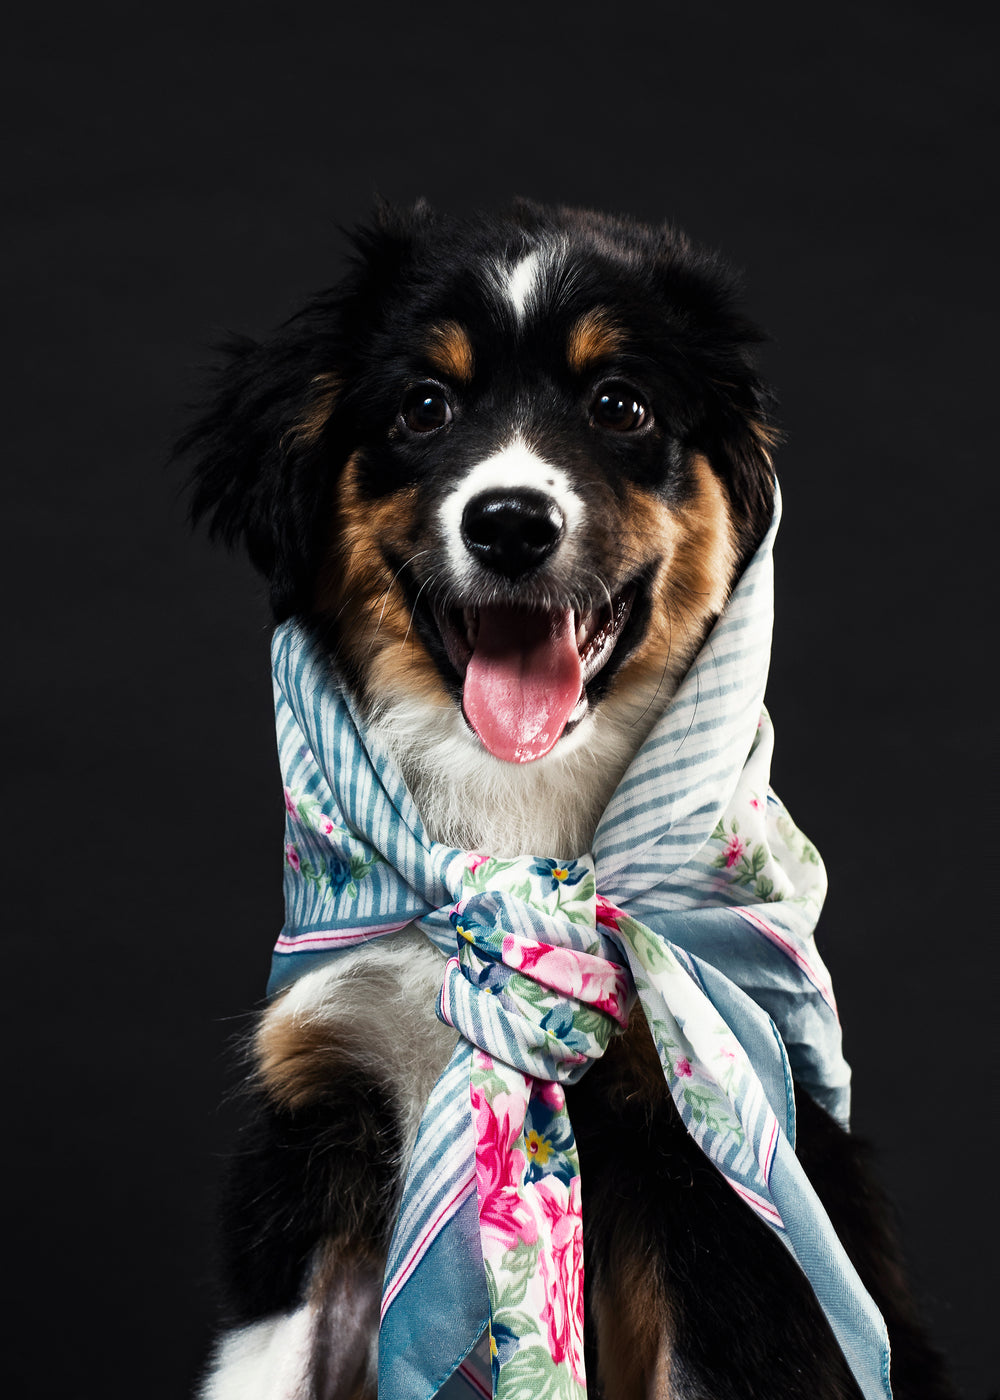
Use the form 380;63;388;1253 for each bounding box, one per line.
185;202;776;767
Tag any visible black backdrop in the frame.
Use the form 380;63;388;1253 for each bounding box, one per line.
5;2;997;1395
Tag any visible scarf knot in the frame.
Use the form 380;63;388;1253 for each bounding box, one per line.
437;855;632;1084
268;485;894;1400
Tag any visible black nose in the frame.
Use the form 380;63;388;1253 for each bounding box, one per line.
461;490;565;579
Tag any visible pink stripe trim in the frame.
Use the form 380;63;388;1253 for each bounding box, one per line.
274;920;412;952
438;962;460;1028
761;1112;779;1181
457;1359;492;1399
380;1173;476;1320
734;908;838;1017
730;1179;783;1226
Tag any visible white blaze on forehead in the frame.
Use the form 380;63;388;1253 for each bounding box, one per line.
439;437;585;580
493;238;573;324
505;250;542;321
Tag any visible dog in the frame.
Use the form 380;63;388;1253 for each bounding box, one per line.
182;200;957;1400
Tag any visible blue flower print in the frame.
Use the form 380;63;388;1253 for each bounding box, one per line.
489;1320;520;1388
529;858;588;892
326;860;353;899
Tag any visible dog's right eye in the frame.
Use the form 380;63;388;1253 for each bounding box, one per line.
400;384;453;434
590;381;649;433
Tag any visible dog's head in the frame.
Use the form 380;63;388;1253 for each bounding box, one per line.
182;201;776;766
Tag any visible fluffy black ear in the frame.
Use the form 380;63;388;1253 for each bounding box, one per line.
178;209;430;617
177;320;347;619
701;368;780;566
655;236;779;562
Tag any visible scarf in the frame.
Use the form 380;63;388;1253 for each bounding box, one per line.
268;497;893;1400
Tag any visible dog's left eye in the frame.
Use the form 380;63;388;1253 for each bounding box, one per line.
591;382;649;432
400;384;454;434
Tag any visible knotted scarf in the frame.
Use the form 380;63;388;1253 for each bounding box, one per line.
269;497;893;1400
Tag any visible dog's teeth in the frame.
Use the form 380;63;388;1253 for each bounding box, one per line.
577;607;602;651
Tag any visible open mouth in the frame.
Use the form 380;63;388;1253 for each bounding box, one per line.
434;588;637;763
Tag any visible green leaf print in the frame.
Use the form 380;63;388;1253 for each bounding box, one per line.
496;1345;570;1400
682;1086;744;1139
493;1238;539;1308
466;857;520;893
622;916;673;972
349;851;380;880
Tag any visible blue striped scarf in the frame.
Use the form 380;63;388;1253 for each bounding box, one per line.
268;500;893;1400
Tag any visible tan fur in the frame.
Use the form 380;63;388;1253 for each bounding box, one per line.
566;308;624;374
313;455;446;707
602;454;735;724
424;320;475;383
284;371;340;452
593;1236;674;1400
256;933;455;1116
255;1009;343;1111
749;418;780;467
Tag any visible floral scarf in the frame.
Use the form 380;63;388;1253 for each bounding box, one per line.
269;496;893;1400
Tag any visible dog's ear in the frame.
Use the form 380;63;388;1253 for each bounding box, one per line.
178;208;421;620
655;237;779;562
177;322;346;620
701;370;780;565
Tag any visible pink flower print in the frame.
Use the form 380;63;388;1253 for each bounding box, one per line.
283;788;298;819
724;835;745;868
317;813;336;837
595;894;624;931
750;797;761;810
535;1175;586;1384
501;936;630;1026
284;842;301;873
539;1080;566;1112
675;1056;692;1078
466;852;488;873
470;1078;538;1254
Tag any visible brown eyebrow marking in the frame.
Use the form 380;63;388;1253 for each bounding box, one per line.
566;308;625;374
424;321;475;382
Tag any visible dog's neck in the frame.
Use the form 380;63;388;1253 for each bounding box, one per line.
372;667;680;858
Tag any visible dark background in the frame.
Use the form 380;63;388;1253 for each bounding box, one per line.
5;1;996;1395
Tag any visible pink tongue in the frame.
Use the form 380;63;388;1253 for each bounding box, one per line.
463;605;583;763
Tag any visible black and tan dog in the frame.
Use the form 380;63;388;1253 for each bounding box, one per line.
183;200;956;1400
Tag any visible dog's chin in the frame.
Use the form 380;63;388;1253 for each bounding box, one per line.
368;688;618;855
365;628;683;856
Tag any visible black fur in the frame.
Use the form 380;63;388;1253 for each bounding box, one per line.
182;202;957;1400
219;1080;401;1329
